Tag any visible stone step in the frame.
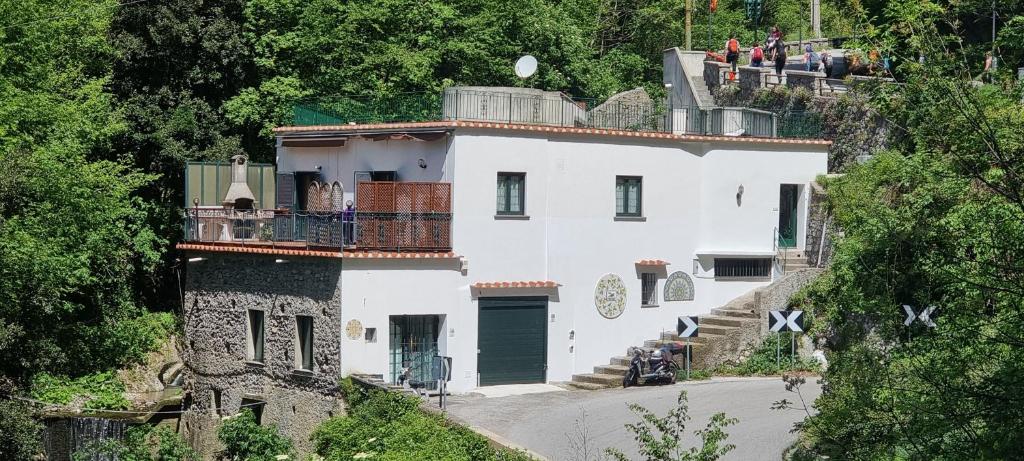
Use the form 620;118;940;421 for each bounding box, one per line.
609;356;632;367
711;307;759;318
572;373;625;386
660;324;735;340
644;337;719;349
593;364;630;376
700;315;755;328
565;381;608;391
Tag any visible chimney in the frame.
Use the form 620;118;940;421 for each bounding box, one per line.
223;154;257;209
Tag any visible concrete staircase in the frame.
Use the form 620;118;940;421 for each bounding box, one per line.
568;265;823;390
690;76;716;108
780;248;810;273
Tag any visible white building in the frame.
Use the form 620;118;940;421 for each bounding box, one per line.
261;119;828;393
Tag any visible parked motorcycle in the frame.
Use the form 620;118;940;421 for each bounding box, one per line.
622;345;680;388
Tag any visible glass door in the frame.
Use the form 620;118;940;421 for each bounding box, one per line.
389;315;440;390
778;184;799;248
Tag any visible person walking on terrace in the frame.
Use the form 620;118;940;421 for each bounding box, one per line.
750;42;764;68
725;34;741;73
772;39;787;76
803;44;818;72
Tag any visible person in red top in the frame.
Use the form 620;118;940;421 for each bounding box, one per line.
725;34;740;73
750;42;764;68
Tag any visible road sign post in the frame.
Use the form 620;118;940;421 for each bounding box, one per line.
677;316;699;380
769;310;804;368
902;304;937;343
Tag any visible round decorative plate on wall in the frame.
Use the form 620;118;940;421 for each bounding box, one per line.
345;319;364;340
595;274;627;319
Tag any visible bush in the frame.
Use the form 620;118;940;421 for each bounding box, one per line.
217;408;294;461
313;379;533;461
73;425;198;461
31;371;131;410
716;334;821;377
0;400;43;460
606;390;736;461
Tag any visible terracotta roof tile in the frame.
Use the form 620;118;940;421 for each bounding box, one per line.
274;120;831;146
471;280;560;289
635;259;670;266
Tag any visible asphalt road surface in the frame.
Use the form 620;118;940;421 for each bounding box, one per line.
445;377;822;461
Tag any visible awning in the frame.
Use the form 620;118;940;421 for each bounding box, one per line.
635;259;670;266
472;281;560;289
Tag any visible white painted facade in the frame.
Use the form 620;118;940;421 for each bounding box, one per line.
276;128;827;393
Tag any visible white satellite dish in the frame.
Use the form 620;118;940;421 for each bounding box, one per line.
514;55;538;79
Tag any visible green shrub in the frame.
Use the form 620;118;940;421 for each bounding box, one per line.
0;400;43;460
716;334;821;377
73;425;198;461
314;379;534;460
606;390;736;461
31;371;131;410
217;408;293;461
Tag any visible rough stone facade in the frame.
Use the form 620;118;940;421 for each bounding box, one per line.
785;70;819;92
738;66;769;99
805;182;835;268
180;253;344;458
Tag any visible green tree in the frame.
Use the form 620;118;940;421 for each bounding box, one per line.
798;13;1024;457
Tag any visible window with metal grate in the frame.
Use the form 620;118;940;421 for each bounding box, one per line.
714;258;773;278
641;272;658;306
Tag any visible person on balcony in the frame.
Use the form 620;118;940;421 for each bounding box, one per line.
343;200;356;245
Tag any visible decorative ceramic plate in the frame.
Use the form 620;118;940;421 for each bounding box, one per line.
595;274;627;319
345;319;364;340
664;271;695;301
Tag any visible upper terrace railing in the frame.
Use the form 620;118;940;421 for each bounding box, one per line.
291;88;823;139
182;182;452;252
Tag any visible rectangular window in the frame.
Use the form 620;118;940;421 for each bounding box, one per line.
641;273;658;306
296;316;314;371
496;173;526;215
714;258;773;278
616;176;642;217
247;310;265;363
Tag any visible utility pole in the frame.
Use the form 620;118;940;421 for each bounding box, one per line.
686;0;692;51
811;0;821;38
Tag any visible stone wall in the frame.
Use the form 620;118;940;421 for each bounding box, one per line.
738;66;768;99
805;182;834;268
693;268;823;369
180;253;344;459
785;70;819;92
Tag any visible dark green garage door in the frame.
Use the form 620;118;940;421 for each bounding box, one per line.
478;297;548;386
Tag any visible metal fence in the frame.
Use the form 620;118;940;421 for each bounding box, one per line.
182;209;451;251
292;89;824;139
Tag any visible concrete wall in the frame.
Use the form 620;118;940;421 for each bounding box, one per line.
181;254;343;458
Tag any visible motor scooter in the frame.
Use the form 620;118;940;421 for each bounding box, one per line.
622;345;679;387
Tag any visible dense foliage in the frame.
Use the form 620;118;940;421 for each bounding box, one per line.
794;8;1024;457
73;425;199;461
31;371;132;411
217;408;295;461
312;379;532;460
0;400;43;460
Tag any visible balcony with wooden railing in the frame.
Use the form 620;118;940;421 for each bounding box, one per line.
182;182;452;252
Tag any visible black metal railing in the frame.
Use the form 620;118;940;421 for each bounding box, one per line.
182;209;452;251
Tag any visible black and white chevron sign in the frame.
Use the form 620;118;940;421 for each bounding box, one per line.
902;305;937;328
677;316;699;338
768;310;804;333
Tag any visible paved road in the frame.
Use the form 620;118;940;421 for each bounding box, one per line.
446;377;822;461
